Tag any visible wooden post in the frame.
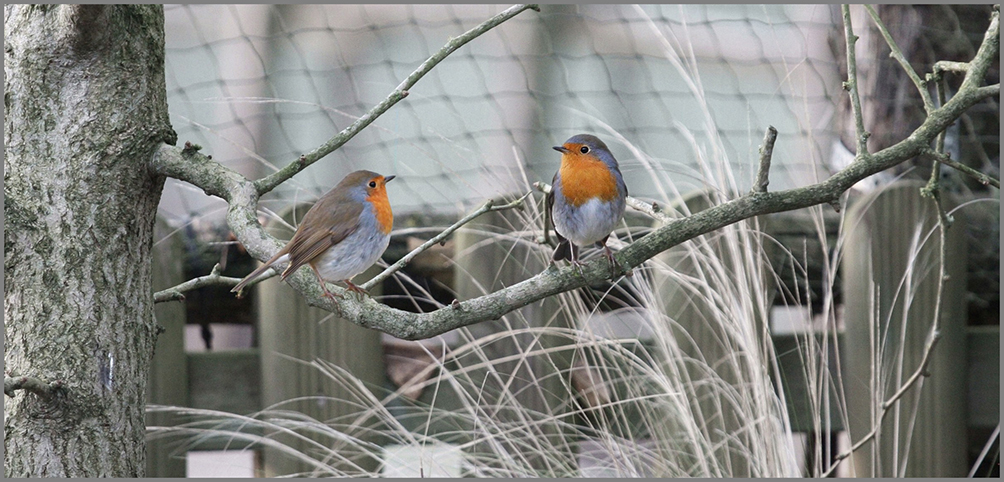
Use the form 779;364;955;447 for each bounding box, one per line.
650;190;777;476
256;203;386;476
842;180;967;477
452;198;577;475
146;217;189;477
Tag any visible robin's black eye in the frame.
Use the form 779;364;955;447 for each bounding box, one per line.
369;181;377;188
579;146;590;154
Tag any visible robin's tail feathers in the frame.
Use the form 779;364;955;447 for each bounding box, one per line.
232;251;288;295
552;240;571;262
231;262;273;294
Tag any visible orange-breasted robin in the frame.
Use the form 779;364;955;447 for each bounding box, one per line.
232;170;395;299
547;134;627;274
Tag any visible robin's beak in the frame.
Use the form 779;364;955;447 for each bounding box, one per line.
553;145;570;154
384;175;396;183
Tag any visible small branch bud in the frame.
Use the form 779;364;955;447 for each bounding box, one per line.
828;198;842;213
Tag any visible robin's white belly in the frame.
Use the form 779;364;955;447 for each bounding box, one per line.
312;228;391;282
554;197;622;247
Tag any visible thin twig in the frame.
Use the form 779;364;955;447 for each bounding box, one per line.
934;73;949;155
841;5;870;156
153;263;245;303
821;332;942;477
752;125;778;193
360;192;533;291
958;8;999;94
254;4;540;195
922;149;999;189
4;375;64;399
933;60;970;74
864;4;936;112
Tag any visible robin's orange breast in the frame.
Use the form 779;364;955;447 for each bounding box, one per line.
558;153;620;207
367;191;394;235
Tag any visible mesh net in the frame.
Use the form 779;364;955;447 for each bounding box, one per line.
160;4;853;224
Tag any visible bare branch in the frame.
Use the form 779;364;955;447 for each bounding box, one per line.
959;8;1000;93
933;60;970;74
151;143;287;298
881;331;941;409
152;6;543;307
154;4;999;342
752;125;778;193
321;25;998;340
253;4;540;195
625;197;673;223
4;375;64;399
864;5;936;112
153;263;245;303
923;150;1000;189
360;192;533;291
841;5;870;156
151;142;249;202
974;83;1000;101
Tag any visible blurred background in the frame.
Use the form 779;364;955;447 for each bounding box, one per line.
158;4;844;223
148;4;998;478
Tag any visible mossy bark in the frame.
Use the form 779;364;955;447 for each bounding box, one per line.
4;5;175;477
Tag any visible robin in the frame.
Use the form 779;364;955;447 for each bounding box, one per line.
547;134;627;274
232;170;395;299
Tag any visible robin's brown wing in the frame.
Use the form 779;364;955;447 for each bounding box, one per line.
546;172;566;243
280;191;364;281
547;172;573;262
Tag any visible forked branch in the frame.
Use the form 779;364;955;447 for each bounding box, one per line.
153;5;999;342
154;263;244;303
818;6;998;476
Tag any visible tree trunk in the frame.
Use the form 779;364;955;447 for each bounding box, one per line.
4;5;175;477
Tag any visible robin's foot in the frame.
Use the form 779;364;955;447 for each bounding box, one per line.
344;281;370;299
570;259;587;277
319;282;344;300
603;246;625;278
312;266;344;300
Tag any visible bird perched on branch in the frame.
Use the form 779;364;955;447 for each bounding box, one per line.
547;134;627;275
232;170;395;299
